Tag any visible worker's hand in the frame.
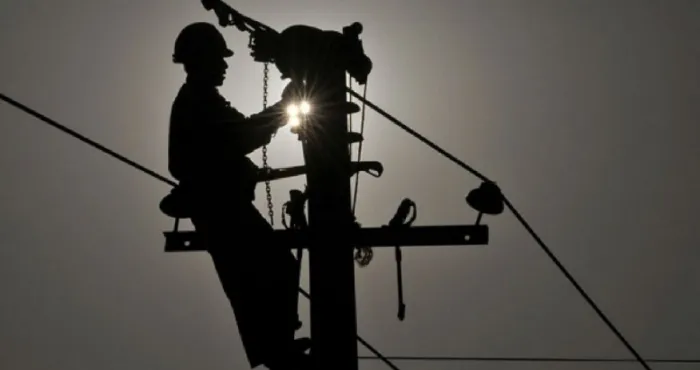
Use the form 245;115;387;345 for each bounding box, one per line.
265;101;290;128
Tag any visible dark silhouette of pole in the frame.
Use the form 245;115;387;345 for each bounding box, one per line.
300;69;359;369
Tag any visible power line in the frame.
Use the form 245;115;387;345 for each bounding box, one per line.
0;93;177;187
346;88;652;370
2;90;656;370
0;92;402;370
358;355;700;364
296;289;401;370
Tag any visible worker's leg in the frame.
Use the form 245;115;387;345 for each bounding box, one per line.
240;205;306;367
193;207;305;368
192;214;269;367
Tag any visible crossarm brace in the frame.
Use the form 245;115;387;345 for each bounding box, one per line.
164;225;488;252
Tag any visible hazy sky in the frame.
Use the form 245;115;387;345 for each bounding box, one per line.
1;1;699;369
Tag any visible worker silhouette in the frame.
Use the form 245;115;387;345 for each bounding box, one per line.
167;22;308;370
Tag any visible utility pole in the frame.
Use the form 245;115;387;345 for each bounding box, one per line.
300;67;358;370
268;23;371;370
2;3;646;370
165;4;492;370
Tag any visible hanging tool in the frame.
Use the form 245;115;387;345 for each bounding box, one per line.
282;188;309;332
385;198;417;321
282;187;308;268
282;188;309;232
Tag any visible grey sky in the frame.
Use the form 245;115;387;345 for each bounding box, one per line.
1;1;699;369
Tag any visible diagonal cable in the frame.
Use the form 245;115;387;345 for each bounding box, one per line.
1;93;176;186
346;87;652;370
358;355;700;364
0;92;402;370
2;89;653;370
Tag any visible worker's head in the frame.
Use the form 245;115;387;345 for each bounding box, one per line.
173;22;233;86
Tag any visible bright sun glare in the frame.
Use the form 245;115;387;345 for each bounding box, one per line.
287;104;299;117
300;101;310;114
286;100;311;127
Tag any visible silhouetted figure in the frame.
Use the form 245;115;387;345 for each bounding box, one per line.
168;22;307;370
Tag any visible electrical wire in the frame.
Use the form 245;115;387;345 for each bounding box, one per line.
2;5;657;370
358;355;700;364
1;90;656;370
345;87;652;370
179;14;654;370
0;88;657;370
0;93;176;187
2;89;656;370
0;92;402;370
296;289;401;370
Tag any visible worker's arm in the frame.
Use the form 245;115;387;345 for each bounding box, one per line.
230;101;288;154
206;97;289;156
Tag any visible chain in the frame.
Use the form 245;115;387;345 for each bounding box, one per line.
262;62;274;226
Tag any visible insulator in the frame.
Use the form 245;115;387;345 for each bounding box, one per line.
466;181;504;215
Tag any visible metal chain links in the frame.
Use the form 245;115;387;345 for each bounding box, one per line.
262;63;274;226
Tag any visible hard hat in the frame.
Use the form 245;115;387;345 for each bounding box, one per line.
172;22;234;64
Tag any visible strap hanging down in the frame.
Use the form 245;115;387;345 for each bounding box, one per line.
386;198;417;321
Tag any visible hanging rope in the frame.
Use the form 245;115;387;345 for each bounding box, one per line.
0;93;177;186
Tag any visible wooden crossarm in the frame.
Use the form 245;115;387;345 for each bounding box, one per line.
163;225;489;252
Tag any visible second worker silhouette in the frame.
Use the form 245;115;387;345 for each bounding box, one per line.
167;22;309;370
